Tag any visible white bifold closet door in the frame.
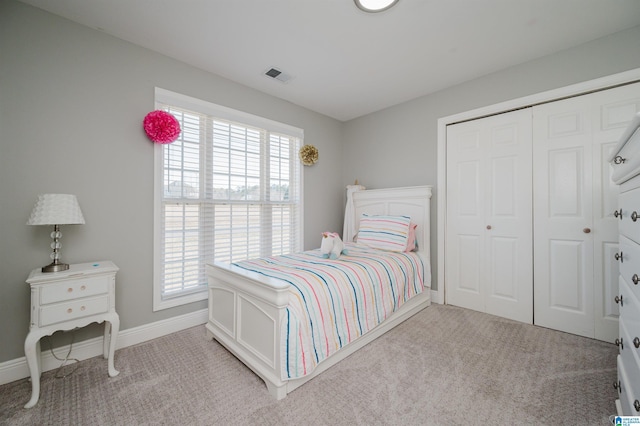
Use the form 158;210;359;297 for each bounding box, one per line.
446;109;533;323
533;82;640;341
446;81;640;342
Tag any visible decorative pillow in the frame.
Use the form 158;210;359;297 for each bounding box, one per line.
405;222;418;252
357;214;412;252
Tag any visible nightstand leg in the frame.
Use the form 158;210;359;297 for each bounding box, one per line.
24;331;45;409
103;322;110;359
104;314;120;377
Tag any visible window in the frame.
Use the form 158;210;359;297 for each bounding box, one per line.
153;88;303;311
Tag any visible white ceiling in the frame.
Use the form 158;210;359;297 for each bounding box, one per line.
18;0;640;121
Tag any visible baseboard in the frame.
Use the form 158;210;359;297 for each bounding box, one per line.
0;308;208;386
430;288;442;304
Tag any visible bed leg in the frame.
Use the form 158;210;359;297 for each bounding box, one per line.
265;381;287;400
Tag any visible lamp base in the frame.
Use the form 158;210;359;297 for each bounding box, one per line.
42;262;70;273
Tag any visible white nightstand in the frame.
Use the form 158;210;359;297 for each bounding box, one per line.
23;261;120;408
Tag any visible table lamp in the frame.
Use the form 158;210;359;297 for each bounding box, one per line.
27;194;85;272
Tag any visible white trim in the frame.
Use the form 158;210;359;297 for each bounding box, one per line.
437;67;640;305
0;309;208;386
430;289;443;305
155;88;304;138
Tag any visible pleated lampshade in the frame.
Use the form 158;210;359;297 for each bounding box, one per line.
27;194;85;225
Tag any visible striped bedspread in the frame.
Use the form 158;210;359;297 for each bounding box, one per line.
232;243;425;380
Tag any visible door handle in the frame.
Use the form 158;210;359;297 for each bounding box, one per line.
615;252;623;262
614;209;622;219
615;295;624;306
633;211;639;222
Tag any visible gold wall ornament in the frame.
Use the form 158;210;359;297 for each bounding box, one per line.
299;144;319;166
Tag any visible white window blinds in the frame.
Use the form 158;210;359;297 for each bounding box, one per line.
153;88;303;311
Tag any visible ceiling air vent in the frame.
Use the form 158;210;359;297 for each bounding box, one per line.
264;67;292;83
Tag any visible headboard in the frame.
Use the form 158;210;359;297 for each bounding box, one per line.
352;186;432;264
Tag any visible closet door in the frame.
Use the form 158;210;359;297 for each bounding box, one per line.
533;82;640;341
533;98;595;338
446;109;533;323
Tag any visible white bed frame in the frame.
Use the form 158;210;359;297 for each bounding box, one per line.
205;185;432;399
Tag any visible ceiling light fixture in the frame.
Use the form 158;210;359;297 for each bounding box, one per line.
354;0;399;13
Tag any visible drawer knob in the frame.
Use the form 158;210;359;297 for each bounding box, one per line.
615;295;624;306
67;287;73;293
67;308;73;314
634;337;640;349
614;155;626;164
614;208;622;219
615;338;624;350
633;211;639;222
81;306;86;311
583;228;591;234
613;380;622;392
615;252;624;262
633;274;639;285
635;399;640;412
81;285;86;291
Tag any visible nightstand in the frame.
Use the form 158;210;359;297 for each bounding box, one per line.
23;261;120;408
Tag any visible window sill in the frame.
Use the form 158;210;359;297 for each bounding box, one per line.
153;288;207;312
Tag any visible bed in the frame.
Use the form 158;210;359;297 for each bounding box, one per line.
205;185;432;399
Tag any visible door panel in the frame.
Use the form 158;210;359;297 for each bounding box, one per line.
534;81;640;341
547;148;584;217
489;236;518;300
548;239;586;311
457;161;480;216
446;109;532;323
458;235;481;292
446;127;484;312
491;156;517;216
534;99;594;338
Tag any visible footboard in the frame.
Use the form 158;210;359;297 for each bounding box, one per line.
207;257;431;400
205;262;290;399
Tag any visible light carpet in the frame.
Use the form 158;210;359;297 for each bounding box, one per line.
0;304;618;425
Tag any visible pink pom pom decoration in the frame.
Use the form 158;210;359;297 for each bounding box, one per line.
143;110;181;144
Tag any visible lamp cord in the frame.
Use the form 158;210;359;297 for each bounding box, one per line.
45;331;80;379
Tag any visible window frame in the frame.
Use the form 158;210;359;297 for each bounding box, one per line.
153;88;304;311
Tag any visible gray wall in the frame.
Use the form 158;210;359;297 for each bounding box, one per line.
342;25;640;291
0;1;344;363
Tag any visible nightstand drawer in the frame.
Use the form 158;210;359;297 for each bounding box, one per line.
40;276;109;305
39;295;109;326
